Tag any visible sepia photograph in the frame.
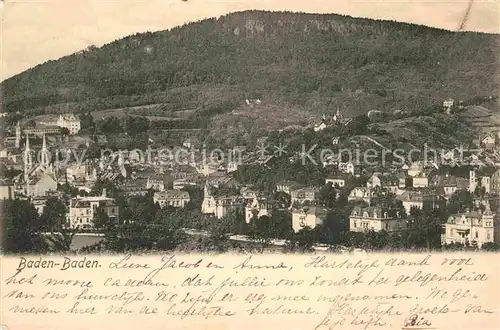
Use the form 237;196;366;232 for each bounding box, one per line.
0;0;499;329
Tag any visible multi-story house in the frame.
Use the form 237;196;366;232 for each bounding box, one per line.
291;187;320;206
57;113;81;135
412;169;432;188
201;183;244;219
338;162;355;175
433;175;469;197
367;173;399;194
407;161;425;177
443;98;455;109
291;206;327;232
349;206;406;232
153;190;190;208
397;191;444;214
480;134;496;151
245;197;272;223
68;189;119;229
66;164;97;183
26;173;58;197
396;170;407;189
441;207;499;247
146;174;165;191
348;187;373;204
275;181;302;195
325;174;349;188
240;186;260;200
0;178;14;199
470;168;500;194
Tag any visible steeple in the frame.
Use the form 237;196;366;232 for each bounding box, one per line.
24;134;33;170
24;134;33;196
333;107;341;122
41;134;49;167
483;202;493;216
204;181;212;197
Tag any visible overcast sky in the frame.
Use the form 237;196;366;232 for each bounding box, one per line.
1;0;499;80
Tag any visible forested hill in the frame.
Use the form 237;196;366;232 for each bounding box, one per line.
2;10;499;117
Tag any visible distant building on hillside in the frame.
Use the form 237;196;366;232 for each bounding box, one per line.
57;114;81;135
443;98;455;112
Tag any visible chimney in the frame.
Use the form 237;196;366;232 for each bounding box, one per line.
102;188;107;198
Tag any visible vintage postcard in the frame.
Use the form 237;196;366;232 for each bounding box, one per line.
1;0;499;329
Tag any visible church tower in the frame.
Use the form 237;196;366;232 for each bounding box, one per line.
24;134;33;196
203;181;212;197
24;134;33;173
41;134;49;167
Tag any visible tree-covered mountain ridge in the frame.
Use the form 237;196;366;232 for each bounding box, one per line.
2;10;499;118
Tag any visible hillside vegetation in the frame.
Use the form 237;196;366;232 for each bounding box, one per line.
2;10;499;121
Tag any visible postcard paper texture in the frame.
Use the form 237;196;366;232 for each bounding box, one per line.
1;253;500;330
1;0;500;330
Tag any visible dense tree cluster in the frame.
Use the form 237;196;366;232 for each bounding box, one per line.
2;11;498;119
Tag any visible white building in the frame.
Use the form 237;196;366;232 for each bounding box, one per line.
348;187;373;204
441;207;499;248
0;178;14;200
153;190;190;208
291;187;320;206
57;113;81;135
201;183;244;219
68;189;119;229
245;197;272;223
66;164;97;183
292;206;327;232
338;162;355;175
443;98;455;109
325;175;347;188
314;122;327;132
349;206;406;232
275;181;302;195
407;162;424;177
227;161;239;173
146;174;165;191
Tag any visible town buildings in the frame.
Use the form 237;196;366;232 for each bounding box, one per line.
57;114;81;135
68;189;119;229
14;134;58;197
367;172;400;194
441;206;499;247
348;187;373;204
0;178;14;199
275;181;302;195
396;190;444;214
291;206;327;232
153;190;190;208
325;174;349;188
349;206;406;232
245;197;272;223
291;187;320;206
201;183;245;219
